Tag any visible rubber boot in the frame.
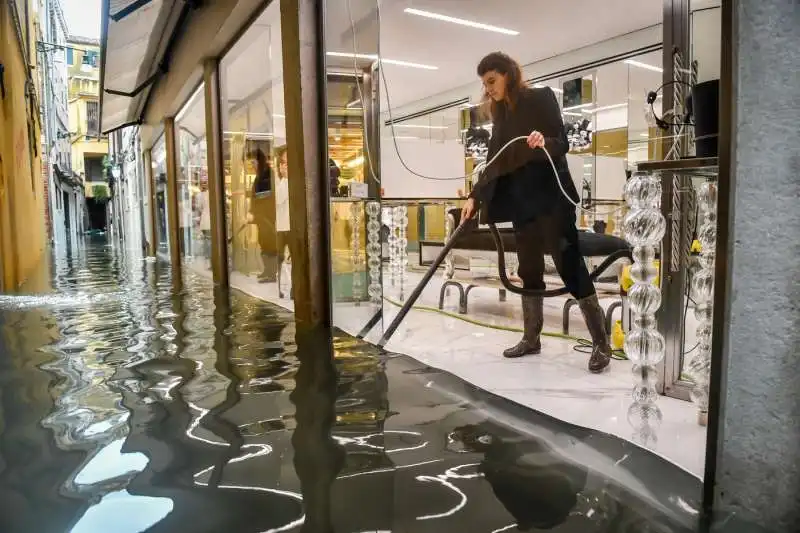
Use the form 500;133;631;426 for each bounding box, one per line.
578;294;612;373
503;296;543;358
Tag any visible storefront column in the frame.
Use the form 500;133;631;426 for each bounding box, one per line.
143;149;158;257
203;59;229;288
705;0;800;529
280;0;332;329
164;118;182;277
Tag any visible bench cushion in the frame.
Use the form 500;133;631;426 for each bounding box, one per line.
447;208;630;257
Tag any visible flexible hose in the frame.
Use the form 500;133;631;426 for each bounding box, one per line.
377;215;631;346
487;222;633;297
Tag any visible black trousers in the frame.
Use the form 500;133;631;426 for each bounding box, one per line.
513;210;595;300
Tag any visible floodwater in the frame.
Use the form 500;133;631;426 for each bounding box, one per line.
0;241;706;532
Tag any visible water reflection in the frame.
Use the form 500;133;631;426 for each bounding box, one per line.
0;241;706;532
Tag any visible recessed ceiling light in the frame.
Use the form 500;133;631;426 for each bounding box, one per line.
393;124;448;130
624;59;663;73
563;103;594;112
327;52;437;70
585;103;628;113
404;8;519;36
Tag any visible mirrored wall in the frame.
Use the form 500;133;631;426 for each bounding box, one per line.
219;3;294;301
175;85;210;276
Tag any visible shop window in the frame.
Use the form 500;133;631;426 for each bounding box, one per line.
220;3;290;294
174;85;210;272
86;101;99;137
152;135;169;257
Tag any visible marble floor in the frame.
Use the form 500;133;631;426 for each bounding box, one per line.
185;261;707;479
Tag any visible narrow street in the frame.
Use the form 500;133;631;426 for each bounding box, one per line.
0;243;699;532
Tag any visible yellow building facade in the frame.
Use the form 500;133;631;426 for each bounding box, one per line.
66;36;107;199
0;0;48;291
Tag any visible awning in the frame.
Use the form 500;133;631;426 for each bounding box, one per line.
99;0;188;134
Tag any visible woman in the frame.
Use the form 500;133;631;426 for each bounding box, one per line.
249;148;276;282
462;52;611;373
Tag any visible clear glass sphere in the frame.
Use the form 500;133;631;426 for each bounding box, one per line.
366;202;381;217
698;224;717;252
630;261;659;285
632;314;657;330
692;269;715;301
697;181;718;212
698;253;716;269
625;329;666;366
624;208;666;246
694;303;713;323
632;245;655;264
624;172;662;208
628;284;661;314
632;381;660;404
367;242;381;256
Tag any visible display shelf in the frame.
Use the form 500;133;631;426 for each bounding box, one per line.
637;157;718;176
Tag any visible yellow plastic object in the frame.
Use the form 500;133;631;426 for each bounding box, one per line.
691;239;702;253
611;320;625;350
620;260;661;292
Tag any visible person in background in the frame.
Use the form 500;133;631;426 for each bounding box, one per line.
197;180;212;265
329;158;341;197
248;148;276;282
275;147;292;298
461;52;612;373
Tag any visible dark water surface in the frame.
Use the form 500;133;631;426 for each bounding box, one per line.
0;242;705;532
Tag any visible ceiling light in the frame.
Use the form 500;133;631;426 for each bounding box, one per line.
404;8;519;36
624;59;663;73
563;103;593;112
392;124;448;130
586;103;628;113
327;52;437;70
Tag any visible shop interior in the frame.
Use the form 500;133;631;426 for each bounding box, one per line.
171;0;723;482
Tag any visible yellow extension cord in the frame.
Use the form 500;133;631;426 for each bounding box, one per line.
381;295;628;360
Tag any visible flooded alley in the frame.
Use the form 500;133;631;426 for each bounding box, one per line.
0;242;707;532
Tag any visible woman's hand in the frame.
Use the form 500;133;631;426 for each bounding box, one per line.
526;130;545;150
461;198;477;225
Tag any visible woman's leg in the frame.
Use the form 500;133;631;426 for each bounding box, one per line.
546;210;611;373
503;220;546;358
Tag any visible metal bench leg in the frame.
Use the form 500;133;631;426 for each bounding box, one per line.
562;298;578;335
462;284;478;314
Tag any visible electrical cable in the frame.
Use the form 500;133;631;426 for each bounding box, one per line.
347;0;626;217
381;295;627;360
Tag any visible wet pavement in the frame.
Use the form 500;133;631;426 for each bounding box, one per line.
0;241;707;532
